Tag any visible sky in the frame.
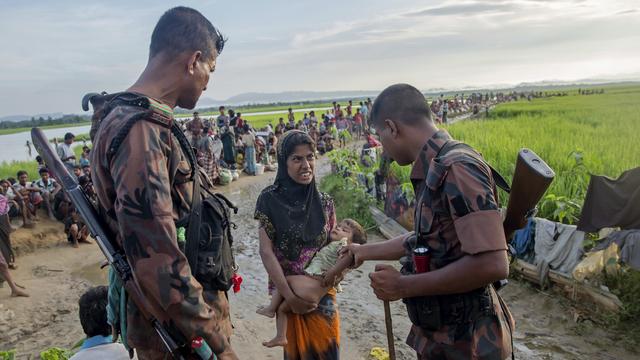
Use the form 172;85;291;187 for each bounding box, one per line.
0;0;639;116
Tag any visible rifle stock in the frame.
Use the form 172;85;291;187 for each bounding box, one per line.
30;127;191;359
503;149;555;240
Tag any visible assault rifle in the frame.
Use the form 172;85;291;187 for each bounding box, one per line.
503;149;555;241
31;128;216;360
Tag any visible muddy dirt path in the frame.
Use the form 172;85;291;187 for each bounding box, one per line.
0;142;636;359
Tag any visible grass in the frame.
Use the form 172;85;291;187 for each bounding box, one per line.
445;85;640;219
179;105;338;130
0;100;361;135
387;84;640;223
176;100;363;118
0;145;86;180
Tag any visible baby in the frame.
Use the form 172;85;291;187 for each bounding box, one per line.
257;219;367;347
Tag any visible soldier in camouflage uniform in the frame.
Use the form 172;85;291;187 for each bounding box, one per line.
344;84;514;359
90;7;237;359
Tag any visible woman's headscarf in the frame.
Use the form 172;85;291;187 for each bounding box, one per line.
254;130;326;260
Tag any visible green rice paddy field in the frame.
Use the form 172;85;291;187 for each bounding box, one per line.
440;85;640;221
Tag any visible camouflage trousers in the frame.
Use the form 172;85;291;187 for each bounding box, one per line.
409;312;514;360
408;298;514;359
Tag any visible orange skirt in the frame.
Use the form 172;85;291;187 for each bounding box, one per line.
285;291;340;360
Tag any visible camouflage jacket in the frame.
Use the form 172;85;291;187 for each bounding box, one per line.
90;96;232;354
404;129;514;359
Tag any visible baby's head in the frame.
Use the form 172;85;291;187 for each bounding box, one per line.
330;219;367;245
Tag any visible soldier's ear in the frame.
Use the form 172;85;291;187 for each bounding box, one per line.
384;119;399;139
186;51;203;75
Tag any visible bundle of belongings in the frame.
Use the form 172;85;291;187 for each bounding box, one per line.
511;167;640;284
511;217;585;286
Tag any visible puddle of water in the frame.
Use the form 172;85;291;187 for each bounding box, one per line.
71;261;109;285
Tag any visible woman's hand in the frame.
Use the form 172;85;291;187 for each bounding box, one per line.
285;294;317;314
321;269;344;288
338;244;363;268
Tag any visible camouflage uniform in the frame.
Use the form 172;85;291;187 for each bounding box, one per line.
404;129;514;360
91;96;233;358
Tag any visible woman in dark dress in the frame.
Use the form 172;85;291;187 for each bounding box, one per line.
255;130;340;359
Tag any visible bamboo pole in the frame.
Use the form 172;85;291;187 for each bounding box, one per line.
511;259;622;312
383;300;396;360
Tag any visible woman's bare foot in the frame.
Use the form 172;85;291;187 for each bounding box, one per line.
78;238;92;244
256;306;276;318
262;336;287;348
11;288;29;297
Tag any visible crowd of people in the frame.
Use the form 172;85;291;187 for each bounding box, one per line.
178;99;375;185
0;132;96;298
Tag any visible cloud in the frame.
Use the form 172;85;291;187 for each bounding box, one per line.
0;0;639;116
616;9;638;15
404;2;514;17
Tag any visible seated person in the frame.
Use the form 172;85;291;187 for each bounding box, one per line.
12;171;42;220
33;168;62;220
64;210;91;248
70;286;129;359
323;134;335;153
316;137;327;155
256;219;367;347
78;175;98;207
81;164;91;178
73;165;83;179
53;191;72;222
0;179;25;226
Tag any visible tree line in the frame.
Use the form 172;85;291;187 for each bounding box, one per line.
0;114;90;130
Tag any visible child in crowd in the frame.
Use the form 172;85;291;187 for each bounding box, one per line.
256;219;367;347
79;146;91;167
64;210;90;248
73;165;83;179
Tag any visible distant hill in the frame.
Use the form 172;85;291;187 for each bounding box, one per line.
196;90;379;108
193;78;640;111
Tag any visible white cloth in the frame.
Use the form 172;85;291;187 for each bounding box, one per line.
69;343;130;360
534;217;585;285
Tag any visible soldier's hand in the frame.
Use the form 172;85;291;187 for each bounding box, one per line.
369;264;404;301
338;244;363;268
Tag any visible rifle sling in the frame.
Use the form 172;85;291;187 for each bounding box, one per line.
185;169;202;274
415;140;509;248
98;92;202;273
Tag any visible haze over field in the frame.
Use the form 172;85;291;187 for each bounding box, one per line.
1;0;639;116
